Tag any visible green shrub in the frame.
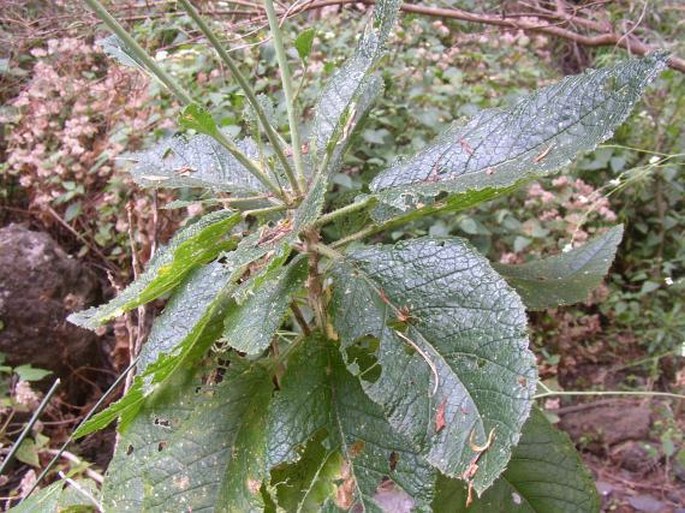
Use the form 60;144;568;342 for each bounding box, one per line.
18;0;671;511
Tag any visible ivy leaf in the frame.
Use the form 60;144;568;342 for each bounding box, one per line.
267;336;435;512
369;54;667;221
223;257;306;355
68;210;240;330
295;28;315;62
101;362;274;513
432;409;600;513
494;225;624;310
330;238;537;494
127;134;268;195
309;0;400;176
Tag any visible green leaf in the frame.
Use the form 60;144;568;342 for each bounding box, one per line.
370;55;667;221
494;226;624;310
13;364;52;382
295;28;315;62
223;257;306;355
68;210;240;330
267;336;435;512
179;103;219;136
432;409;600;513
309;0;400;176
330;238;537;494
101;362;274;513
74;238;280;438
127;134;268;195
16;438;40;467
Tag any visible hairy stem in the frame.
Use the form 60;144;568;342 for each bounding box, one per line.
312;196;375;228
84;0;194;104
264;0;307;192
179;0;301;196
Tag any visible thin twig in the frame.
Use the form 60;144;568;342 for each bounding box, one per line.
0;379;61;476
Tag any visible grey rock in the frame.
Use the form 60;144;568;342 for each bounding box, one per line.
0;224;101;383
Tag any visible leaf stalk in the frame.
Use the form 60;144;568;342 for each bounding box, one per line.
178;0;302;197
84;0;194;105
263;0;308;193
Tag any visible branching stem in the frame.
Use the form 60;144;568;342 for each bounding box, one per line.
178;0;301;197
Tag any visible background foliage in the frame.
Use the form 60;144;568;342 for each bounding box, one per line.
1;0;684;511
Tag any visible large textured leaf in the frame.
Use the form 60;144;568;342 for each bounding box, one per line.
74;233;288;439
267;336;435;512
127;134;268;195
102;362;273;513
68;210;240;329
73;262;233;438
309;0;400;176
370;55;667;221
494;225;624;310
432;409;600;513
330;238;537;494
223;257;306;355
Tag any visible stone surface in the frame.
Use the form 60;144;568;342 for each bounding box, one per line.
0;224;101;382
559;400;651;451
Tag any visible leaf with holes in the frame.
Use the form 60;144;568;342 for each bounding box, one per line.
369;54;667;222
432;408;600;512
68;210;240;330
330;238;537;494
101;362;273;513
267;335;435;512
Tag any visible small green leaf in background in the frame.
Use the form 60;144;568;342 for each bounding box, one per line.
294;28;315;62
432;409;600;513
495;225;624;310
14;364;52;382
179;103;219;136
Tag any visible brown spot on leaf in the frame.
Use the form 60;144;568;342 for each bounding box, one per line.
435;400;447;433
173;475;190;490
389;451;399;471
349;440;365;458
517;376;528;388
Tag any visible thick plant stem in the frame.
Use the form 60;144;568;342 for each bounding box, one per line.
84;0;193;105
303;230;326;331
312;196;375;228
264;0;307;193
178;0;301;197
